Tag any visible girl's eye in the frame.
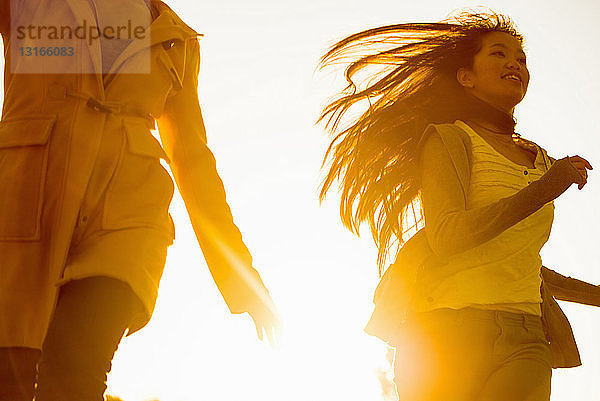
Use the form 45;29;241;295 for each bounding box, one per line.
492;51;505;57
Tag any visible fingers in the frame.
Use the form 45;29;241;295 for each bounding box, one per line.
575;166;587;189
250;308;281;347
265;323;277;348
570;160;591;172
252;315;264;341
577;172;587;190
247;291;282;346
261;309;280;346
570;155;593;170
568;155;592;189
255;320;278;347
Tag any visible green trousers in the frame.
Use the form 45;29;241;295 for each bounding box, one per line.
393;307;552;401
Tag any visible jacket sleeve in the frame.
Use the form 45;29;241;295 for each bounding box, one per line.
541;266;600;307
420;126;579;259
156;37;269;314
0;0;9;39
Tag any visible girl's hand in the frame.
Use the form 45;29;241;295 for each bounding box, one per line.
248;294;281;347
567;155;593;189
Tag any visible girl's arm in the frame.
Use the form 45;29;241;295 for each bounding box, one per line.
420;127;582;258
156;38;272;316
542;266;600;307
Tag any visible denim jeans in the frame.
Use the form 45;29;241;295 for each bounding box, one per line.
393;307;552;401
0;276;143;401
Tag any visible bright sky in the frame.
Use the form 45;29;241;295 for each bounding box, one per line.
2;0;600;400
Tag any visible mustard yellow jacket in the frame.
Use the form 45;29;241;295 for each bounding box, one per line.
0;0;268;348
365;122;600;369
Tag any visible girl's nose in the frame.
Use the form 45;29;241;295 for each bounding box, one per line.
505;57;521;70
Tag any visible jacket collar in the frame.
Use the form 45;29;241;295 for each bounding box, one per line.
65;0;200;80
105;1;201;78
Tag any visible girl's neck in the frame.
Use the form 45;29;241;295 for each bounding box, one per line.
460;92;517;141
467;118;516;144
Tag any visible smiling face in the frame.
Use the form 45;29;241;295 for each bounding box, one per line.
457;31;530;114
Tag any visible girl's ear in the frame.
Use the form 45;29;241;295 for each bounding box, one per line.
456;68;474;89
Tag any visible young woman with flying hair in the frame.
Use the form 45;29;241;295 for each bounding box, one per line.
318;11;598;401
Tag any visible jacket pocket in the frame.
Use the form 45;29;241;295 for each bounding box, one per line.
0;115;57;240
101;119;175;239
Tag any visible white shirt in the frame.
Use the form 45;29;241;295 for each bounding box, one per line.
417;120;554;316
87;0;152;74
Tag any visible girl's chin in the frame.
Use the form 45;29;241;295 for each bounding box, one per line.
470;90;524;110
507;93;526;106
494;91;526;109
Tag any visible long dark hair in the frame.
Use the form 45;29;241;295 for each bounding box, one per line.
318;11;523;273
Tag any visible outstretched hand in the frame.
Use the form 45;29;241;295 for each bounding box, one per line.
247;293;281;347
568;155;593;190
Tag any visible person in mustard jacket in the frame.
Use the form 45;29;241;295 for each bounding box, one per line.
0;1;279;400
318;10;596;401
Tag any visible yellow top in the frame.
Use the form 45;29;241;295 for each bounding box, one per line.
417;120;555;316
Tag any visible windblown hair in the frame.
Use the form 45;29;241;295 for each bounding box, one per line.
318;11;523;273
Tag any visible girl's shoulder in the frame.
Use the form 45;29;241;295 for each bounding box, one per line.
417;121;473;194
418;121;472;150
